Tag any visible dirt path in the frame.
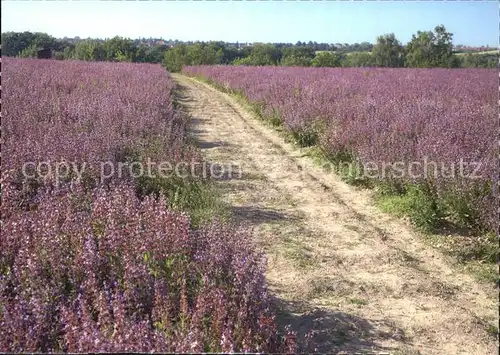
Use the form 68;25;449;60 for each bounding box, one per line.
172;74;497;355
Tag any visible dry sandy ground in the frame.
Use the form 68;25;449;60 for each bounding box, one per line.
172;73;497;355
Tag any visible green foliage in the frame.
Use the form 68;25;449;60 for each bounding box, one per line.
289;120;324;147
457;52;498;68
136;174;226;229
405;31;435;67
143;45;168;63
233;44;281;66
2;31;55;57
62;46;75;60
377;183;443;232
163;43;223;72
433;25;455;65
280;55;312;67
372;33;404;67
438;182;492;230
232;57;255;66
73;40;105;61
3;32;163;63
453;233;497;264
103;36;135;61
341;52;374;67
374;179;489;235
186;45;206;65
53;51;65;60
311;52;341;67
250;43;282;64
279;45;314;67
18;43;38;58
132;45;148;63
110;141;227;229
405;25;455;68
112;140;228;228
186;44;223;65
115;50;132;62
4;27;491;69
282;46;315;60
163;45;187;72
219;45;243;63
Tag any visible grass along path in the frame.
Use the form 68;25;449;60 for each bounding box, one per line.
172;73;497;355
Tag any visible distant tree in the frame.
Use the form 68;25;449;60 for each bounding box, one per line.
352;43;361;51
54;39;74;53
231;57;253;66
18;43;38;58
53;51;65;60
115;50;132;62
280;55;312;67
221;45;242;64
182;43;223;66
311;52;341;67
62;46;75;60
405;31;435;67
254;44;282;64
458;52;498;68
32;32;56;49
73;40;105;61
2;32;31;56
433;25;455;66
372;33;404;67
142;45;168;63
185;44;205;65
359;41;373;52
341;52;374;67
2;31;56;57
405;25;455;68
282;46;315;59
133;44;149;63
280;46;315;66
239;46;253;58
103;36;136;61
234;44;281;66
3;30;475;69
163;45;187;72
201;43;224;64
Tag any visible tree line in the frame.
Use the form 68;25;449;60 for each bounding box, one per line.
2;26;496;70
2;32;168;63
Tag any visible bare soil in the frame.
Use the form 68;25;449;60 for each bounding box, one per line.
172;73;497;355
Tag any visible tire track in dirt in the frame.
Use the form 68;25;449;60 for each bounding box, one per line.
172;73;497;355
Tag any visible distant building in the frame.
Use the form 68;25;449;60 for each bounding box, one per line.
37;47;52;59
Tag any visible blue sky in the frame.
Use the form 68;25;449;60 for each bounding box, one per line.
2;1;497;46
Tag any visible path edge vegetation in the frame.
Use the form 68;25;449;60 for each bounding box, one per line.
167;78;231;228
181;72;497;285
113;75;230;229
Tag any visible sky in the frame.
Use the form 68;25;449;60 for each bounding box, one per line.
2;1;497;47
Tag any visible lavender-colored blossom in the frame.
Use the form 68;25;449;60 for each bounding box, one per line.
184;65;496;229
1;59;294;353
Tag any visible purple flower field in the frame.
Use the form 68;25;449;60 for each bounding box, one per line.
3;58;189;185
1;59;293;352
183;65;496;231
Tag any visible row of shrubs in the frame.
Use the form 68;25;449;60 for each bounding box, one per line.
1;58;295;352
183;66;496;265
